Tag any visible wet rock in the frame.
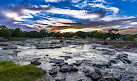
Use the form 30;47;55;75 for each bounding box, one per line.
49;68;57;75
2;45;17;50
60;56;72;60
110;59;117;63
46;55;49;56
31;58;41;65
93;64;105;68
0;42;11;46
59;64;78;72
102;49;116;55
122;58;132;64
117;54;132;64
83;69;90;73
98;77;117;81
94;68;102;75
77;79;83;81
36;44;62;49
133;62;137;66
117;54;128;59
73;60;82;66
31;61;41;65
83;69;91;77
93;62;111;68
90;72;101;80
50;58;64;64
69;65;78;71
60;65;70;72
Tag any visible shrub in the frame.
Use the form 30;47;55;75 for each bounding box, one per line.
126;34;135;41
113;44;123;48
0;61;46;81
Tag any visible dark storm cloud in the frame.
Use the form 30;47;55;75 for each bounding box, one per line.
60;17;137;29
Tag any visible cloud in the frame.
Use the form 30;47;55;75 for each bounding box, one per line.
45;0;62;2
91;4;119;15
46;8;104;20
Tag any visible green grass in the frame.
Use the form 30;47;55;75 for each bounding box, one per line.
0;61;46;81
113;44;124;48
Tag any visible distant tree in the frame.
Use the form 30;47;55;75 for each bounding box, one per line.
0;25;8;29
107;29;121;40
76;31;86;38
0;25;11;38
12;28;22;37
108;29;119;34
126;34;135;41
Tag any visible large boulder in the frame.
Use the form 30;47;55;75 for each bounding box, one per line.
50;58;64;64
60;65;70;72
31;58;41;66
49;68;57;75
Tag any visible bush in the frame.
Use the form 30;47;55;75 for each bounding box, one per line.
126;34;135;41
0;61;46;81
113;44;123;48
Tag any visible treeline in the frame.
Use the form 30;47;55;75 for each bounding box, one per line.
0;25;136;41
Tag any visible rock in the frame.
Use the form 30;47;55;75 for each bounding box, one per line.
0;42;11;46
93;64;105;68
73;61;82;66
2;45;17;50
117;54;128;59
31;58;41;65
110;59;117;63
46;55;49;56
98;77;117;81
49;68;57;75
31;61;41;65
59;64;78;72
102;49;116;55
90;72;101;80
83;69;90;74
122;58;132;64
83;69;91;77
117;54;132;64
60;65;70;72
94;68;102;75
70;65;78;71
104;62;111;68
60;56;72;60
93;62;111;68
77;79;84;81
133;62;137;66
55;78;66;81
50;58;64;64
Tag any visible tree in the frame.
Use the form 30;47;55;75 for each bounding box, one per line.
108;29;119;34
12;28;22;37
0;25;11;38
126;34;135;41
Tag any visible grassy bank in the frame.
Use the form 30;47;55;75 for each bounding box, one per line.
0;61;46;81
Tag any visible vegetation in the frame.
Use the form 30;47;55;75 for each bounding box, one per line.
126;34;135;41
0;61;46;81
113;44;124;48
0;25;136;41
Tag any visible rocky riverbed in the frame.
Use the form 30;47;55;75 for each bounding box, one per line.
0;39;137;81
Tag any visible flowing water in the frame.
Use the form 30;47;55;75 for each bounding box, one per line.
1;43;137;81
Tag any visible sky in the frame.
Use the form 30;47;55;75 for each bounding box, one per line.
0;0;137;33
